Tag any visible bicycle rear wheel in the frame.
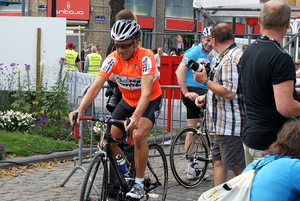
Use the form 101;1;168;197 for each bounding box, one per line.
142;143;168;201
170;127;209;188
80;153;108;201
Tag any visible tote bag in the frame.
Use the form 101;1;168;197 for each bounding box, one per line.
198;169;255;201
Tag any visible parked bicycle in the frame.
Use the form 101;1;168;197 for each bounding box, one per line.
169;108;213;188
72;113;168;201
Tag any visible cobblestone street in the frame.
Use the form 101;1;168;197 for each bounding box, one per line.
0;154;229;201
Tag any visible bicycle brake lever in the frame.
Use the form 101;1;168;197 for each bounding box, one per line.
125;117;134;146
72;112;81;139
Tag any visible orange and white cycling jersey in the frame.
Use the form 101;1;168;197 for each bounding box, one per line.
99;46;162;107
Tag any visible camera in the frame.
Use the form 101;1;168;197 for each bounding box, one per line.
187;59;211;76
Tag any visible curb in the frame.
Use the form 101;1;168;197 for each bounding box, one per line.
0;148;96;169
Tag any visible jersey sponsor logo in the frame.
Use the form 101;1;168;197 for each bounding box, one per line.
142;56;151;74
115;75;142;90
101;57;116;73
183;57;189;63
196;58;209;64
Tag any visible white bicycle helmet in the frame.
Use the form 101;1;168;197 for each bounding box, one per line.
111;19;141;41
202;26;212;38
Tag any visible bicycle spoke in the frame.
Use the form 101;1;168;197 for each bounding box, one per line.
141;143;168;201
80;154;108;201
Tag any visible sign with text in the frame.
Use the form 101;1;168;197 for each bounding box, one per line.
95;16;105;23
47;0;90;20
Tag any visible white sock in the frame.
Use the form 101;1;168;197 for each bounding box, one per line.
188;163;195;173
135;177;144;187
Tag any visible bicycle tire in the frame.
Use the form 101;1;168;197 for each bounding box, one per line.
79;153;108;201
142;143;168;201
170;127;209;188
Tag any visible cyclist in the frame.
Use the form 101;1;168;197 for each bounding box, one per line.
175;26;213;179
69;19;162;200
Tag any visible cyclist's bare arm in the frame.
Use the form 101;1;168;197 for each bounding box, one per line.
125;74;153;132
69;75;106;125
176;62;199;101
108;73;117;83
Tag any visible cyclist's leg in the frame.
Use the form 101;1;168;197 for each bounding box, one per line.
126;96;162;199
107;99;134;199
182;88;206;177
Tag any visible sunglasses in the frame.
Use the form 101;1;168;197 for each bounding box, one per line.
297;63;300;65
114;40;135;49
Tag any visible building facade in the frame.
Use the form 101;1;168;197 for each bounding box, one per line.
0;0;260;59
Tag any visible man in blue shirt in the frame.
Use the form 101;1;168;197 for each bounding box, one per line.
175;26;213;179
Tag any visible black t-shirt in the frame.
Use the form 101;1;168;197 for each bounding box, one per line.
240;38;299;150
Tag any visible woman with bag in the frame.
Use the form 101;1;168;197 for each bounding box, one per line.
242;119;300;201
198;119;300;201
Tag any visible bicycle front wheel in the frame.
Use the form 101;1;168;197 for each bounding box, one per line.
80;153;108;201
142;143;168;201
170;127;209;188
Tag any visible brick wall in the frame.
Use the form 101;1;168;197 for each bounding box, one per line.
155;0;165;50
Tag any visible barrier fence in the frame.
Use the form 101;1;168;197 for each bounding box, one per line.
66;70;188;148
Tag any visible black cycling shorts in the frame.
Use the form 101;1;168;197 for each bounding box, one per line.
111;96;162;132
181;87;208;119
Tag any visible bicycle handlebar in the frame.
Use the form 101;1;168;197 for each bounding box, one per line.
71;112;134;146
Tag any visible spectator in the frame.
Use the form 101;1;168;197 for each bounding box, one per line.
154;47;167;70
194;22;246;186
170;37;178;54
86;43;93;55
295;59;300;76
96;45;103;56
240;0;300;165
84;46;102;75
163;34;171;55
175;26;213;180
69;19;162;200
65;41;82;72
242;44;248;51
170;50;177;56
184;36;192;51
151;48;157;55
176;35;184;55
243;118;300;201
81;43;88;60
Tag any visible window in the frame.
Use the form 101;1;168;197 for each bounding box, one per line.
165;0;193;19
125;0;152;16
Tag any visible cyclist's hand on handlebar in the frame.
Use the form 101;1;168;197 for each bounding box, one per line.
195;94;206;108
125;115;139;132
69;110;82;125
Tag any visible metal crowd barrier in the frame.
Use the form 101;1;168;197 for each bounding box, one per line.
65;71;188;148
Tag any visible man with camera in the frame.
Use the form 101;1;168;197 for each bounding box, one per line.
175;26;212;179
194;22;246;186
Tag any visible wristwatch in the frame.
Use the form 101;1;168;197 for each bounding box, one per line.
203;78;210;86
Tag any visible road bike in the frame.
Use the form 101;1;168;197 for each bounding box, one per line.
72;113;168;200
169;108;213;188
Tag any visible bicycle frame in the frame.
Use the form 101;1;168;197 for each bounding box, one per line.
76;114;168;200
